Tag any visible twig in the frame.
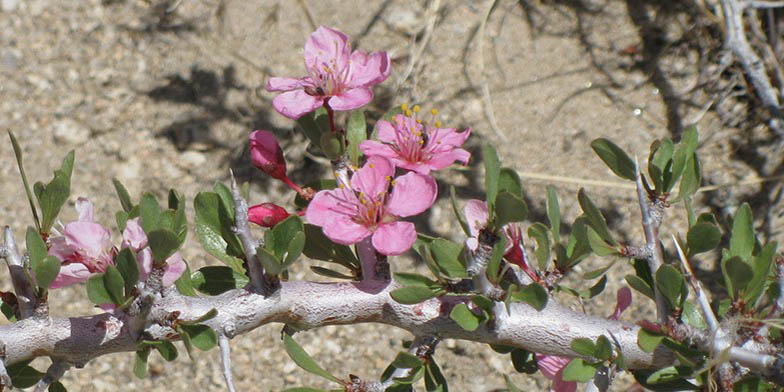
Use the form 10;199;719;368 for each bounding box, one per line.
0;342;11;388
672;235;719;332
635;159;668;323
1;227;36;319
218;335;236;392
356;237;389;283
33;360;70;392
749;0;784;8
229;171;270;295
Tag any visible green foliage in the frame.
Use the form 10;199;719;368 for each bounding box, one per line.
179;324;217;351
483;144;500;216
655;265;687;311
590;138;636;181
296;107;330;149
561;358;598;383
261;215;306;275
494;191;528;228
34;150;75;233
133;346;151;379
686;222;721;256
509;283;548;311
450;303;482;331
112;177;134;213
282;333;340;383
8;360;44;388
194;191;246;274
8;131;41;232
498;168;523;197
390;286;438;304
190;266;249;295
577;189;615;246
302;224;359;270
346;110;367;165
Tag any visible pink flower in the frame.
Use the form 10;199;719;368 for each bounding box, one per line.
122;218;186;287
49;198;117;288
306;156;436;255
250;130;303;193
360;109;470;174
535;288;632;392
249;203;291;227
266;26;390;119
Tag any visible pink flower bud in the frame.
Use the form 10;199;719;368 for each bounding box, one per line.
250;130;287;181
248;203;291;227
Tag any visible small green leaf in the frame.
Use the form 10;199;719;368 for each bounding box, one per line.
177;325;194;360
586;226;618;257
546;186;561;243
494;191;528;227
594;336;612;361
180;324;217;351
675;153;700;201
582;262;614;280
134;347;151;378
112;177;134;212
429;238;466;279
139;193;162;233
722;256;753;300
578;189;616;246
646;366;693;385
26;226;47;266
570;338;596;357
302;224;359;269
450;186;471;236
346;110;366;166
393;273;438;288
147;228;181;264
104;265;125;305
116;210;129;232
115;248;139;295
681;301;706;329
498;167;523;197
8;131;41;232
175;262;199;297
632;369;699;391
648;138;674;192
7;361;44;388
505;375;522;392
281;231;306;269
561;358;598;383
487;235;507;284
513;283;548;311
48;381;67;392
483;145;501;214
450;303;482;331
686;222;721;256
391;352;424;369
282;333;340;383
590;138;636;181
36;150;75;233
626;274;654;300
637;329;665;353
390;286;437;304
191;266;249;295
194;192;246;274
143;340;178;361
296;107;330;147
86;273;112;305
309;266;355;280
729;203;754;261
511;349;538;374
746;241;777;304
583;275;608;299
181;308;218;325
424;359;448;392
267;215;305;260
34;255;61;290
655;264;686;310
1;302;16;322
670;127;698;186
528;223;551;270
257;247;282;276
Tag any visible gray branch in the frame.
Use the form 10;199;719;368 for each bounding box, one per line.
634;160;668;323
1;226;37;319
229;172;270;295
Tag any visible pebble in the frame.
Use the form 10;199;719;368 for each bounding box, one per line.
52;118;90;145
1;48;21;71
178;150;207;170
1;0;19;12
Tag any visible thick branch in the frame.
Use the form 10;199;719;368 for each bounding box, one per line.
634;162;668;323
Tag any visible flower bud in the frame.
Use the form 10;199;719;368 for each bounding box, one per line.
248;203;291;227
249;130;287;180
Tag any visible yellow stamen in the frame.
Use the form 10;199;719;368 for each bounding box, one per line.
401;103;408;111
431;108;438;116
369;163;375;168
416;119;422;124
405;109;413;117
413;105;421;113
435;121;442;128
391;180;397;185
339;184;345;189
385;176;392;181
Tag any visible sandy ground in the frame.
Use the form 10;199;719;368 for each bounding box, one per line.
0;0;777;390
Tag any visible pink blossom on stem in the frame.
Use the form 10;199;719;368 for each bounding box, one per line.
49;198;117;288
535;287;632;392
248;203;291;228
249;130;303;193
122;218;186;287
306;156;436;255
266;26;390;120
360;108;470;174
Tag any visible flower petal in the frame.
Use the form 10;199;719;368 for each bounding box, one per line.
551;373;577;392
464;199;489;237
304;26;351;71
424;148;471;171
348;50;390;87
63;221;112;259
137;247;153;282
359;140;397;160
372;221;416;255
272;89;324;120
50;263;91;289
350;156;394;197
122;218;148;250
75;197;94;222
386;172;437;217
375;119;397;144
322;216;371;246
266;77;312;92
534;354;571;380
430;127;471;148
610;287;632;320
327;87;373;111
162;253;186;287
306;188;360;227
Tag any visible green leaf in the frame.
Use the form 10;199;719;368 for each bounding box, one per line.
112;177;134;212
626;274;655;300
177;325;194;360
282;333;340;383
450;186;471;236
487;235;507;284
561;358;598;383
565;217;592;267
671;126;698;183
450;303;482;331
391;352;424;369
733;377;776;392
309;266;355;280
390;286;437;304
637;329;665;353
257;247;282;276
115;248;139;295
513;283;548;311
656;264;686;310
393;273;438;288
510;349;538;374
267;215;305;260
295;107;330;148
116;210;129;232
686;222;721;256
144;340;178;361
7;361;44;388
8;131;41;232
746;241;777;304
594;336;612;361
646;366;693;385
429;239;467;279
546;186;561;243
590;138;635;181
729;203;754;261
191;266;249;295
570;338;596;357
494;191;528;227
194;192;246;274
583;275;608;299
134;347;151;378
36;150;75;233
34;256;60;290
346;110;366;166
582;262;614;280
675;153;700;201
1;302;16;322
48;381;67;392
425;360;448;392
528;223;551;270
175;263;199;297
586;226;618;257
181;308;218;325
104;265;125;305
147;228;181;264
86;273;112;305
282;231;306;269
179;324;217;351
578;189;615;246
483;144;501;215
648;138;674;193
498;168;523;197
722;256;753;300
212;182;236;222
139;193;161;233
681;301;706;329
302;224;359;269
632;369;699;391
26;227;47;266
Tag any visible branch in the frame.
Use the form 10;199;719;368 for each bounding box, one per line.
229;172;271;295
672;235;719;332
33;360;70;392
356;237;389;283
0;226;37;319
634;160;668;323
748;0;784;8
218;335;236;392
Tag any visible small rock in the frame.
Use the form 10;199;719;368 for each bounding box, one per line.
52;118;90;145
1;0;19;12
1;48;21;71
178;150;207;170
26;74;52;91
